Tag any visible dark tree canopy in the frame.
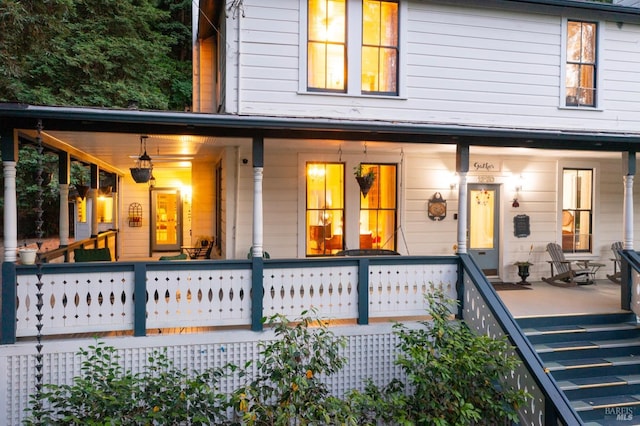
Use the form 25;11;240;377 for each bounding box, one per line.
0;0;192;110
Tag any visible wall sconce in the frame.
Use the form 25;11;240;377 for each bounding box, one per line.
450;173;459;190
512;174;523;208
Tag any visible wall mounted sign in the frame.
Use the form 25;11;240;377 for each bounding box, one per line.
428;192;447;221
513;214;530;238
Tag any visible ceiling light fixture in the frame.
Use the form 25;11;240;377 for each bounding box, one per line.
130;135;153;183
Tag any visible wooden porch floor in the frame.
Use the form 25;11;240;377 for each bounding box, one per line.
496;279;630;318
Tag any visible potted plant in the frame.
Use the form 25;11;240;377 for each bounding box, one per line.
354;164;376;198
514;244;534;285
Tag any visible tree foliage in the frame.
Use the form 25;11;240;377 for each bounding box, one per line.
0;0;192;110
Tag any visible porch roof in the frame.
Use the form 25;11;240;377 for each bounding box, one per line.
2;103;640;154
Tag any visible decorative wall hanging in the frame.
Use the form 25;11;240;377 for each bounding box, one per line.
475;189;491;205
513;214;530;238
428;192;447;221
128;202;143;227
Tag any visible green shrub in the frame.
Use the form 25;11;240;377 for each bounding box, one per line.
24;341;231;425
232;311;357;425
348;290;530;426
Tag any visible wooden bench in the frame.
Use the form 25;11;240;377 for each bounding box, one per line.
74;247;112;262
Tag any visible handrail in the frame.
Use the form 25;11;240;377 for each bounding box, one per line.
458;254;582;425
618;249;640;310
37;230;117;263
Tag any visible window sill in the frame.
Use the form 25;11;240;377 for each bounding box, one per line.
557;105;603;112
298;91;407;101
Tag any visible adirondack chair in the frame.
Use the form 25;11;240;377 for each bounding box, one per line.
542;242;594;287
607;241;623;284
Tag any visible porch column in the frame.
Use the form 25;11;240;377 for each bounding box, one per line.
58;152;70;247
90;164;99;237
1;127;18;262
251;137;264;258
3;162;18;262
622;152;635;250
456;143;470;254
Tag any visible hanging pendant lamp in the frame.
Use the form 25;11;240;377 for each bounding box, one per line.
130;135;153;183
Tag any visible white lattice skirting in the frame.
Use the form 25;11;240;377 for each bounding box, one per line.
0;323;411;426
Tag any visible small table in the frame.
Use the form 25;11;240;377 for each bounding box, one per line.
576;260;605;281
181;246;203;259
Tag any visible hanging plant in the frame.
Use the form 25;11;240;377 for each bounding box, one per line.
354;164;376;198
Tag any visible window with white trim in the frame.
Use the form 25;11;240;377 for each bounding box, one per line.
562;168;593;253
565;20;597;107
307;0;399;95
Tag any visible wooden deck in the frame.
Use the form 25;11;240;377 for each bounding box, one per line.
496;279;629;318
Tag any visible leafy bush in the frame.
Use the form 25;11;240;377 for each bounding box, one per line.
348;290;529;426
24;341;231;425
232;311;357;425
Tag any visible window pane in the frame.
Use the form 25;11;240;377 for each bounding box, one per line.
379;48;398;93
362;1;381;45
380;2;398;45
566;21;582;62
581;22;596;63
362;46;379;92
326;44;346;90
308;42;327;88
469;189;495;249
306;163;344;256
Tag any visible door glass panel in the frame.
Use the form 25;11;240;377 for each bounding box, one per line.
156;192;178;246
469;189;495;249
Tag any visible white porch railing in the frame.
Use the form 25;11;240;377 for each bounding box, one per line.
8;257;459;339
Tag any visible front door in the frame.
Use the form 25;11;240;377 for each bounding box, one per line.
468;184;500;276
151;188;182;252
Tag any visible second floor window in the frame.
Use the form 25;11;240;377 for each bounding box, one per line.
308;0;346;91
565;20;597;107
307;0;399;95
362;0;398;94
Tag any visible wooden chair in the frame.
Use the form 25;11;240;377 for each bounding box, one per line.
607;241;623;284
542;242;592;287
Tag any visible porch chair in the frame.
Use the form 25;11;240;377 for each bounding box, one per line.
607;241;623;284
541;242;593;287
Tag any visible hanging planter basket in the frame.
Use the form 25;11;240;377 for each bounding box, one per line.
356;176;375;198
75;185;90;200
130;167;152;184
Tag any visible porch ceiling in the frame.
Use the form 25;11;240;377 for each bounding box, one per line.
1;104;632;172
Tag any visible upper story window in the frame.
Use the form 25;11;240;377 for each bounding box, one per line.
308;0;347;92
562;168;593;253
361;1;398;94
565;20;597;107
307;0;399;96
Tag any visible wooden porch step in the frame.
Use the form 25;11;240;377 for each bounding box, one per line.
521;322;638;337
534;337;640;354
557;375;640;391
545;355;640;372
572;394;640;412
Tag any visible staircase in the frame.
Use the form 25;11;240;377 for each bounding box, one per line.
517;312;640;425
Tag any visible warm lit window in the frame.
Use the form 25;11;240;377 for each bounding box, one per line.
361;0;398;94
306;162;345;256
308;0;347;91
565;20;597;107
307;0;399;95
562;168;593;253
358;164;397;250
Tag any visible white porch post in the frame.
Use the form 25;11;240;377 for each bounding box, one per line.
456;143;470;254
3;161;18;262
251;137;264;258
457;172;468;253
623;152;635;251
59;184;70;246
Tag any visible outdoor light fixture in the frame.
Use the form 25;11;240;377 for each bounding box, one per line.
130;135;153;183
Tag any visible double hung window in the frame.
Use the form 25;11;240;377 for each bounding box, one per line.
562;168;593;253
305;162;345;256
565;20;597;107
307;0;399;95
358;163;397;250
